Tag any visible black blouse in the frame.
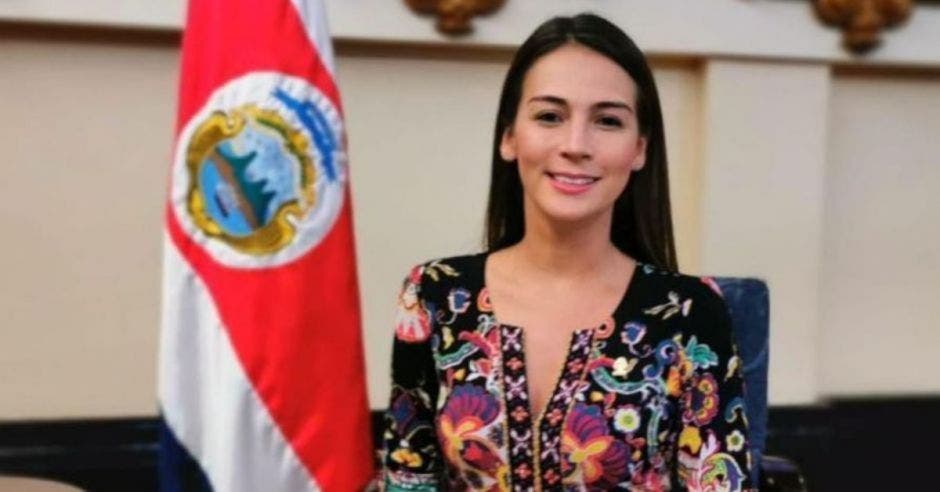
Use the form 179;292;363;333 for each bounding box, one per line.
382;252;752;491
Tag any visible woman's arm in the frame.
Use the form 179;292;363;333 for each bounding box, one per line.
675;284;754;492
381;265;443;491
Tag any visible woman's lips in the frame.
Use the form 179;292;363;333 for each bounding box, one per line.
546;172;600;195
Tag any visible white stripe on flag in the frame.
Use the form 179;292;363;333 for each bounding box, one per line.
158;235;320;492
289;0;336;74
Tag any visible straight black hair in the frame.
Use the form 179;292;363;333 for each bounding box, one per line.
484;13;678;271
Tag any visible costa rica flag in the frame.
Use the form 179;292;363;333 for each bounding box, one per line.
157;0;374;490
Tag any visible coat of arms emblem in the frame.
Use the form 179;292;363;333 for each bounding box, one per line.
171;72;346;268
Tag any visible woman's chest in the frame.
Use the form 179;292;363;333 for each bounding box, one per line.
430;315;689;489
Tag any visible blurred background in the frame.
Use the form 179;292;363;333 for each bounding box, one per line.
1;0;938;490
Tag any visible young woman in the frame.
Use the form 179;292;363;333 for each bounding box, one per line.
382;13;752;491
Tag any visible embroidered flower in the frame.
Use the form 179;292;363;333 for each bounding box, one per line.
560;404;629;485
546;407;565;426
682;373;720;426
510;405;529;423
543;468;560;485
439;385;505;476
506;356;524;372
394;266;432;342
613;406;641;434
726;429;745;452
514;462;532;479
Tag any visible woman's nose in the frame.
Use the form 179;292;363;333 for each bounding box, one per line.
560;119;591;162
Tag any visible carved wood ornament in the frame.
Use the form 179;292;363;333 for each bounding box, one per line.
405;0;506;35
813;0;912;53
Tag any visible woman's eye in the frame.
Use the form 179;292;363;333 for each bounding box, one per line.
597;116;624;128
535;112;562;124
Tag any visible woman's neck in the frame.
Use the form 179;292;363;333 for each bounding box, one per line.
510;206;624;281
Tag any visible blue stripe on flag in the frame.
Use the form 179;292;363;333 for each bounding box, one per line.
158;417;213;492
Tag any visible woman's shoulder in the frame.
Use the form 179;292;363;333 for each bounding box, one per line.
404;252;486;293
633;261;730;316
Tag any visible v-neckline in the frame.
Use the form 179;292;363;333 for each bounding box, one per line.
477;250;642;423
478;250;644;487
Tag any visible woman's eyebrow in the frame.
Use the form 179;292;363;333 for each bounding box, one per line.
594;101;634;114
527;95;567;106
527;95;634;114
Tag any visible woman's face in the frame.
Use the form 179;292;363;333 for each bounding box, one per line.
501;42;647;227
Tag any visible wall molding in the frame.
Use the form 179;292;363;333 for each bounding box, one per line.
1;1;939;66
814;0;913;53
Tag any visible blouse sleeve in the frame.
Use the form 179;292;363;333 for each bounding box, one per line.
675;285;754;491
382;265;443;491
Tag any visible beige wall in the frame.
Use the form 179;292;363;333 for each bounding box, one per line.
0;37;175;418
338;52;508;410
1;27;938;418
819;73;940;396
698;60;832;404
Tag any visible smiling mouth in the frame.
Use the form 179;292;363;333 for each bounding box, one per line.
545;172;601;185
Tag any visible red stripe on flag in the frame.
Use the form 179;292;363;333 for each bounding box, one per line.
176;0;342;134
166;197;374;490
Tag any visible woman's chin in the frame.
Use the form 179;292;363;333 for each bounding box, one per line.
535;202;610;227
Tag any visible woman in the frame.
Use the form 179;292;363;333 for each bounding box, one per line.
383;13;752;491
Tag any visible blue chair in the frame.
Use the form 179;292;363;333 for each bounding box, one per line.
713;277;806;491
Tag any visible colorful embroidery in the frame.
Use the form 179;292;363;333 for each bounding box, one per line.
438;385;507;485
537;329;594;486
561;403;629;487
682;373;720;426
383;254;752;491
500;325;536;490
394;265;433;342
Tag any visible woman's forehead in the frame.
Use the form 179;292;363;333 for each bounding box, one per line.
521;43;637;105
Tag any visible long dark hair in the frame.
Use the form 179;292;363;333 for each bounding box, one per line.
484;13;677;271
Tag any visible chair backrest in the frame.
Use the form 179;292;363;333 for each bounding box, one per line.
712;277;769;486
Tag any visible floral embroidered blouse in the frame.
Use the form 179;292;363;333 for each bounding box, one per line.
382;253;753;491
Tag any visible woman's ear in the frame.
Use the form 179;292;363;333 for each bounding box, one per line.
499;126;517;162
632;135;648;171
